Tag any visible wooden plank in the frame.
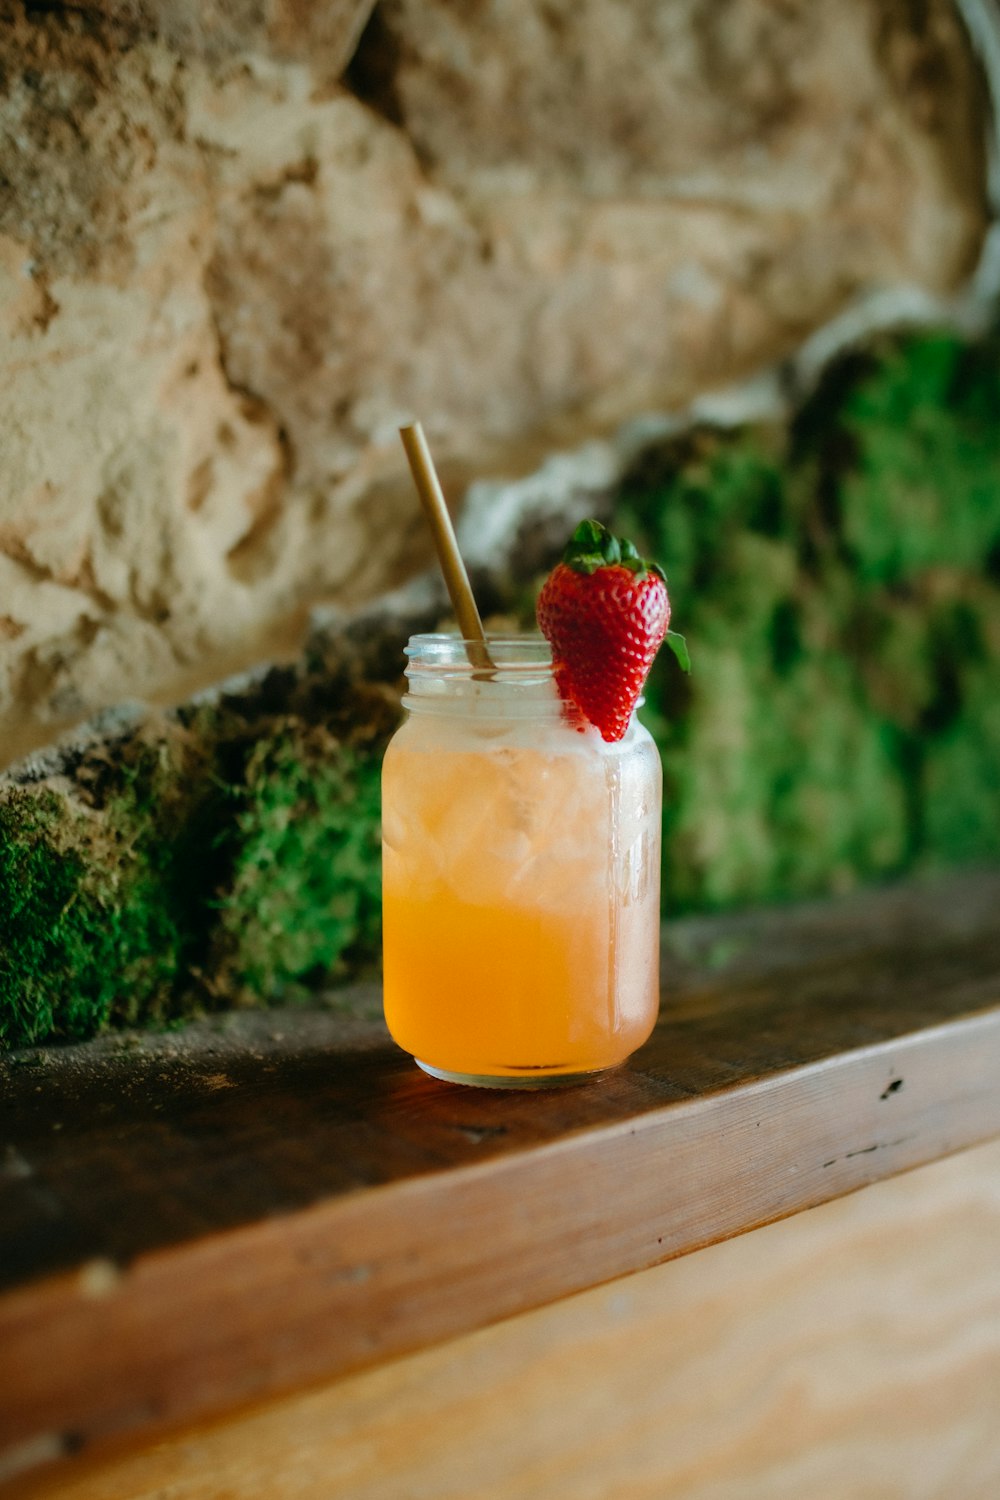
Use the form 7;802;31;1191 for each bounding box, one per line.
1;870;999;1489
10;1136;1000;1500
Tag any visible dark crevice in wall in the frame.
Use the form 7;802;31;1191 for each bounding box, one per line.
343;5;406;129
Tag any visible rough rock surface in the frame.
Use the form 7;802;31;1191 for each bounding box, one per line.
0;0;989;764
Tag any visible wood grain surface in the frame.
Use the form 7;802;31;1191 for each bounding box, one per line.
11;1136;1000;1500
1;870;999;1490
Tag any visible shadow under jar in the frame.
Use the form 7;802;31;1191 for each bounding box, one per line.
381;634;662;1086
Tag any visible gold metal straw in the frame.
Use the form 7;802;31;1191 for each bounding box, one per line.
399;422;495;674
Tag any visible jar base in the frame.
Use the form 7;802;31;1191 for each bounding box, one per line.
415;1059;619;1089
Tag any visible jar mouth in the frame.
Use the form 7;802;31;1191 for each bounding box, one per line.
404;633;553;669
401;633;644;729
403;632;563;718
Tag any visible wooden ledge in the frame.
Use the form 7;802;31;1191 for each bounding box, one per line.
2;869;1000;1491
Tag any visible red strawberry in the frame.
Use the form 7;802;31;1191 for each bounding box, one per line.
536;520;687;742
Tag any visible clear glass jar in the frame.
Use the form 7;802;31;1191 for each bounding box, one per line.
381;634;662;1086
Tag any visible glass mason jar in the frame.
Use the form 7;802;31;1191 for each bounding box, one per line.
381;634;662;1086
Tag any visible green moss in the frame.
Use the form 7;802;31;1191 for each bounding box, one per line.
622;329;1000;912
0;713;390;1048
837;335;1000;584
0;791;96;1047
923;659;1000;863
214;723;384;1000
0;732;235;1047
653;639;909;911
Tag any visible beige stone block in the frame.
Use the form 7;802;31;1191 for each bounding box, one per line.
0;0;989;763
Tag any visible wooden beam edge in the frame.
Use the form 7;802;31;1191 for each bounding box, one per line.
3;1006;1000;1488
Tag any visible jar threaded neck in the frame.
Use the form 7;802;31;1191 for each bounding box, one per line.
403;633;567;721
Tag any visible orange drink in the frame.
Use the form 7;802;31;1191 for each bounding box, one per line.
382;635;662;1085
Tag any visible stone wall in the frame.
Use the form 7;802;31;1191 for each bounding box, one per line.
0;0;991;765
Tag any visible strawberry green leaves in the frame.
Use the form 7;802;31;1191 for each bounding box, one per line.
562;519;654;578
664;630;691;673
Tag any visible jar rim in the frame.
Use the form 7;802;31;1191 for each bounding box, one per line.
400;632;646;727
405;632;553;668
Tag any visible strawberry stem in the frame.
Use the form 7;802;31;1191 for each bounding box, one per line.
562;519;661;579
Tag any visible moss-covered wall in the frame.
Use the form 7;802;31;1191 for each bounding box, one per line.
0;688;394;1048
2;329;998;1048
627;330;1000;911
